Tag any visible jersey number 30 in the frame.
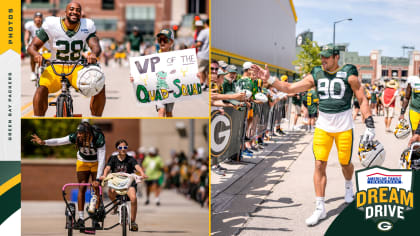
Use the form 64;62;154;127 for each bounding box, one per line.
56;40;83;61
317;78;345;99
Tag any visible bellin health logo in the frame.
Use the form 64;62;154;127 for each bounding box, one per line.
355;167;414;231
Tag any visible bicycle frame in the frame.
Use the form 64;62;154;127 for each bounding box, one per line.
43;59;87;117
62;182;133;235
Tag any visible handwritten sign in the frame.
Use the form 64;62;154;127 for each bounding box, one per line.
129;48;202;105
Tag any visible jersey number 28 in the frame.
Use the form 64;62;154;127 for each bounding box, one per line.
317;78;345;99
56;40;83;61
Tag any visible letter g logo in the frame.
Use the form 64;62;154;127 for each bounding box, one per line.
377;221;392;231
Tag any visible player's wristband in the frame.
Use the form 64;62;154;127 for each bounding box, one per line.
267;76;276;85
401;107;406;115
365;116;375;128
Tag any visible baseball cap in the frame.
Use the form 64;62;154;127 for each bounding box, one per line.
227;65;237;73
195;20;204;27
149;147;157;154
218;60;228;68
156;29;175;41
132;26;139;32
243;62;253;70
217;69;228;76
34;12;43;18
320;43;339;57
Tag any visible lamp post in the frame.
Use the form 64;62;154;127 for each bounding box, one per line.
333;18;352;45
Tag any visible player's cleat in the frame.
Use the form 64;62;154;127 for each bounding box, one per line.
305;207;326;226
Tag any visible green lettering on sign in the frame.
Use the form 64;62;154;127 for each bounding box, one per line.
173;79;182;98
136;85;150;103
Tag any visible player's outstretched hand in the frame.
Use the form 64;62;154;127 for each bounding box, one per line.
251;64;270;81
31;134;45;145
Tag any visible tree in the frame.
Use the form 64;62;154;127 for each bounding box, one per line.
293;38;322;78
21;119;82;158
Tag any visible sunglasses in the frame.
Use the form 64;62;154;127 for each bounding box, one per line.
158;37;170;44
211;67;218;71
118;146;128;150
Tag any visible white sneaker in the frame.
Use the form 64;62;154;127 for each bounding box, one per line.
30;72;37;81
345;187;354;203
305;207;326;226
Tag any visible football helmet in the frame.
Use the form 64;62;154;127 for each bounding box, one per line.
77;65;105;97
254;92;268;103
358;137;386;167
394;119;410;139
400;142;420;170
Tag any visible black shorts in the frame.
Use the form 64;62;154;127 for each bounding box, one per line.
308;113;318;118
353;100;360;109
145;179;159;187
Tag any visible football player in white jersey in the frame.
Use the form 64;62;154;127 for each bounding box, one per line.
27;2;105;117
24;12;50;81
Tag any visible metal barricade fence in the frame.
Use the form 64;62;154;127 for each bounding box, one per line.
211;98;291;164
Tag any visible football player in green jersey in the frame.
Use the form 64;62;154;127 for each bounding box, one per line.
252;43;374;226
31;121;105;228
28;2;105;117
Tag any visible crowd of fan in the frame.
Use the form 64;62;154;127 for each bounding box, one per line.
131;147;209;207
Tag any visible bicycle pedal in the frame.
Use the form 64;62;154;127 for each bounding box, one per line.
49;102;57;106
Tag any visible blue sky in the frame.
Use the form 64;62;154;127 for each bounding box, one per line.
294;0;420;57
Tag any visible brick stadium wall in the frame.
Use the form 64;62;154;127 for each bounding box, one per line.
22;160;77;201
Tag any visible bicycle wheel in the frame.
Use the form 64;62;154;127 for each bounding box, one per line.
121;205;127;236
56;96;67;117
56;96;73;117
65;202;75;236
67;227;73;236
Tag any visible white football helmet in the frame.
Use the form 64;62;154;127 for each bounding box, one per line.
77;65;105;97
400;142;420;170
255;92;268;103
394;119;410;139
358;138;386;167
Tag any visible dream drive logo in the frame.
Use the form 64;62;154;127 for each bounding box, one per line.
355;167;414;232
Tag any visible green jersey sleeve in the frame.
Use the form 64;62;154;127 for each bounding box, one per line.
68;132;77;144
94;132;105;148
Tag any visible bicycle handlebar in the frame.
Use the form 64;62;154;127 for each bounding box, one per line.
62;183;103;195
42;58;90;77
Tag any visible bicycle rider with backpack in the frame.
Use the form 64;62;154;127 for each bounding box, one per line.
31;120;106;228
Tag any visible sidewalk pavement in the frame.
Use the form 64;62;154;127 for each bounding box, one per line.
211;113;408;236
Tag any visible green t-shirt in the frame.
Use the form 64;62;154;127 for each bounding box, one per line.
68;128;105;161
292;94;301;105
221;78;236;94
142;155;164;180
302;89;319;115
128;33;142;51
371;91;378;103
236;77;254;94
311;64;358;113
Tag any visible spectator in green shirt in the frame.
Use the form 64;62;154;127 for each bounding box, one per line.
126;26;143;57
142;147;164;206
222;65;238;94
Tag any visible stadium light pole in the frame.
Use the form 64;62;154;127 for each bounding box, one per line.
333;18;352;45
